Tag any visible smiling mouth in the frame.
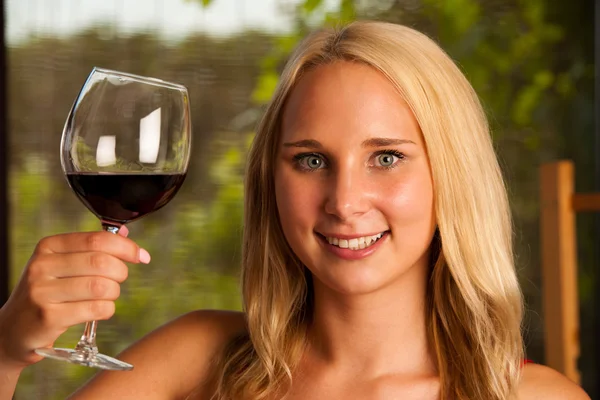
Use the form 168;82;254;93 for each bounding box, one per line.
318;231;388;250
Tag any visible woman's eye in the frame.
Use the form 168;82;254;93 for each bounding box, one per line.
296;154;325;170
377;153;396;167
374;151;404;168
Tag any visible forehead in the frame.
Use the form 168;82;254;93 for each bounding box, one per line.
280;61;422;144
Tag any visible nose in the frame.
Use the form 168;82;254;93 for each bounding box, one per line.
324;166;371;221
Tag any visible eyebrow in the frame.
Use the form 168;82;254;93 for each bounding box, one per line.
282;137;416;149
361;138;416;148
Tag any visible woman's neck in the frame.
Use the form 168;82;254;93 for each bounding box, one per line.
306;262;436;378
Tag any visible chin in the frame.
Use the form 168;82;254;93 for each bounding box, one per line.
312;265;401;296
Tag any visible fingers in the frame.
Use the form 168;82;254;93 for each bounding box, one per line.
33;276;121;303
1;226;140;368
36;230;151;264
27;251;126;305
31;252;129;282
118;225;129;237
41;301;117;329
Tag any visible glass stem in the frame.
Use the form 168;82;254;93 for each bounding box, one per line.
75;222;121;357
75;321;98;357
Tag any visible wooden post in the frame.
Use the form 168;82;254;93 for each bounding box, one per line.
539;161;580;383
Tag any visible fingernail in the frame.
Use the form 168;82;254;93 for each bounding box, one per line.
139;248;151;264
119;225;129;237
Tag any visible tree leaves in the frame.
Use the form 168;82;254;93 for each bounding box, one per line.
185;0;213;7
303;0;323;13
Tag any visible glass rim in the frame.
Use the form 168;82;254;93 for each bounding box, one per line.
91;67;188;91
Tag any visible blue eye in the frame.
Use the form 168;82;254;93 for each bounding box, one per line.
294;153;326;171
305;155;323;169
373;150;405;169
377;154;396;167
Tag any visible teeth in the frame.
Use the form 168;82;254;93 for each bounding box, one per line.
325;232;385;250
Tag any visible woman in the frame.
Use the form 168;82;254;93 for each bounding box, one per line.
0;21;590;400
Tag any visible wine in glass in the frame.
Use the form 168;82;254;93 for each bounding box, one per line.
34;67;191;370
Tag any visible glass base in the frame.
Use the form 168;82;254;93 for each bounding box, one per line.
35;347;133;371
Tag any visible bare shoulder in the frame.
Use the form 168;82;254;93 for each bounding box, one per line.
69;309;247;400
517;363;591;400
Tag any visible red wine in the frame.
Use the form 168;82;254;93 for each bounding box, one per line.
66;173;186;225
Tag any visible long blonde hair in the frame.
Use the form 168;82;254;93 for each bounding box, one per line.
214;20;524;400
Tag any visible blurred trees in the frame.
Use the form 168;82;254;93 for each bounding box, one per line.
9;0;595;398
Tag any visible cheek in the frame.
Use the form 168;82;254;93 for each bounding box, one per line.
274;170;317;233
382;171;435;227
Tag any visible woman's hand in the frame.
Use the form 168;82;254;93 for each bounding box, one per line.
0;226;150;369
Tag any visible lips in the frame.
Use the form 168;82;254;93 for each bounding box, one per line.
316;231;389;260
324;232;385;250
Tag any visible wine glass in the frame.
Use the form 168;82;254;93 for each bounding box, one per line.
34;67;191;370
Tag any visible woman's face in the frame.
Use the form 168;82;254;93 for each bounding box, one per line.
275;61;436;295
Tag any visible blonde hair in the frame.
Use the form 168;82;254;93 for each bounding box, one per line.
214;20;524;400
